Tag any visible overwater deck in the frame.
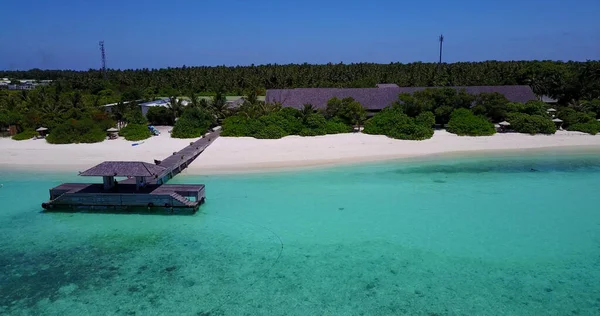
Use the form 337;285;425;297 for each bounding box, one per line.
43;130;220;214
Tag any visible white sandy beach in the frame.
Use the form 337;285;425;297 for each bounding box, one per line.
1;127;599;175
190;130;600;174
0;126;199;173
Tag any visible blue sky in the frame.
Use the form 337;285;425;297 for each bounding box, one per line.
1;0;599;70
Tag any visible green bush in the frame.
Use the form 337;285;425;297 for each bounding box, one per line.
46;119;106;144
325;120;352;134
221;115;252;137
254;125;288;139
124;108;147;125
279;107;303;120
569;122;600;135
325;97;367;125
558;108;595;129
506;113;556;135
434;106;453;124
363;107;434;140
171;107;214;139
96;119;116;132
12;129;38;140
222;109;350;139
146;106;174;125
447;108;496;136
259;112;300;135
119;124;152;141
304;113;327;129
416;111;435;127
299;128;326;136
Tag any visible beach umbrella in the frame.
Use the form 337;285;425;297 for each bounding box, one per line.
106;127;119;132
546;108;557;112
36;127;48;132
552;118;563;123
498;121;510;126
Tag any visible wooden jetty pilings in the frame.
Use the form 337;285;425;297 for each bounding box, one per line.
42;130;220;214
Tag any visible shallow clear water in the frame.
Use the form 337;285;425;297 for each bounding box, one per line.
2;151;600;315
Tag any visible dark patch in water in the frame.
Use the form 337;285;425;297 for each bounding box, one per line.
0;246;123;309
433;179;447;184
392;157;600;175
165;266;177;272
338;207;345;211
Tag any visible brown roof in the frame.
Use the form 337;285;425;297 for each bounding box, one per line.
79;161;166;177
266;85;537;110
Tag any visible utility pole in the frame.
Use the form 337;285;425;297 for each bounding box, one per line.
438;34;444;64
99;41;107;80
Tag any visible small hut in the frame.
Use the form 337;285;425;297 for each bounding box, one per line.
552;118;563;130
107;127;119;140
79;161;166;191
36;127;48;138
498;121;510;133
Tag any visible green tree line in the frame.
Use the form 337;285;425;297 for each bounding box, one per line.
1;60;599;101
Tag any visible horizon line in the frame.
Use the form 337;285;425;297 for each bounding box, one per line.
1;59;598;73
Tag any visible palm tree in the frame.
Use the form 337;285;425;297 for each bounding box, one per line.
301;103;315;120
168;96;184;121
187;91;199;108
210;91;229;124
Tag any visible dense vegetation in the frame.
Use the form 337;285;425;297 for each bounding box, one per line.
220;98;358;139
46;119;108;144
505;113;556;134
363;106;434;140
447;109;496;136
1;61;599;141
119;124;152;141
146;106;174;125
12;129;38;140
171;107;214;139
1;61;599;101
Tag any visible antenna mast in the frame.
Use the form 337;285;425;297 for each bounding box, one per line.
438;34;444;64
99;41;107;80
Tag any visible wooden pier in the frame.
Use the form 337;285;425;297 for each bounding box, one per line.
42;130;220;214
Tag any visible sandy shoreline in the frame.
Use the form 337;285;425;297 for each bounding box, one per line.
1;129;599;175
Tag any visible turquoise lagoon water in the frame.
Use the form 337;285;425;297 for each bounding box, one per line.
1;150;600;315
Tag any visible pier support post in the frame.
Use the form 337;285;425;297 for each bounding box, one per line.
103;176;115;190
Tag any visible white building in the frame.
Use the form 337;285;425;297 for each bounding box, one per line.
103;98;189;117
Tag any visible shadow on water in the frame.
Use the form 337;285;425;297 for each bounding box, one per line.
0;214;284;315
392;156;600;175
0;245;125;309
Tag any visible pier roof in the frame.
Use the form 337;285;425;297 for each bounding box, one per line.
79;161;166;177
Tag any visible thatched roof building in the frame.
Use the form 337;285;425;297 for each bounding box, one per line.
79;161;165;177
266;84;537;111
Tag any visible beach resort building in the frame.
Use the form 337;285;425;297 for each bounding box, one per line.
265;84;538;114
103;98;188;117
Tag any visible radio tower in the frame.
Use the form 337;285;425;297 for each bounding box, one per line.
438;34;444;64
99;41;107;80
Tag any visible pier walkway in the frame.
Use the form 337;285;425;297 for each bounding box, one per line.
43;129;221;213
122;130;220;185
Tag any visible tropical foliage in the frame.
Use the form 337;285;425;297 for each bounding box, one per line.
46;119;107;144
171;107;214;139
12;129;38;140
2;61;598;101
119;124;152;141
446;108;496;136
1;60;600;142
146;106;174;125
505;113;556;135
221;99;354;139
363;106;434;140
